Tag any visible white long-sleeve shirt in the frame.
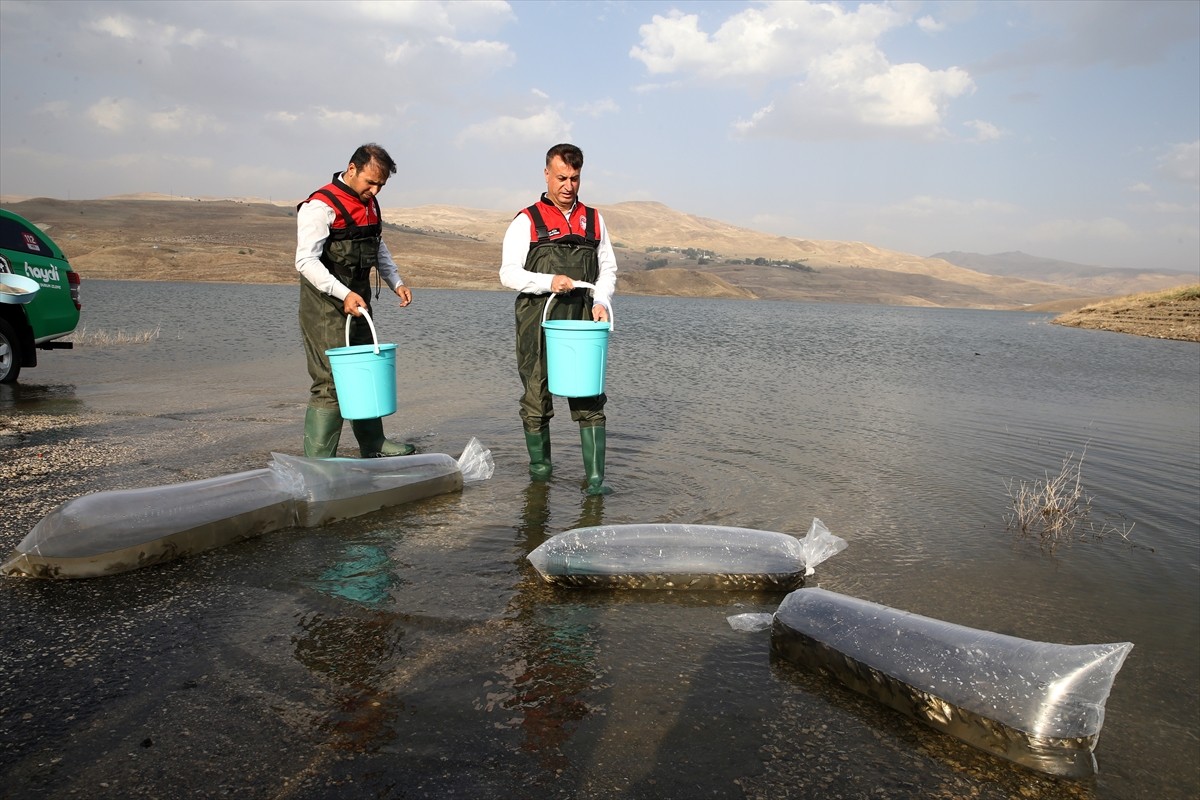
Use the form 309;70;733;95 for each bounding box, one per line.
295;179;404;301
499;204;617;313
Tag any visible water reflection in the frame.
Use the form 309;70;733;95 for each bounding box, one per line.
311;544;400;608
486;484;613;774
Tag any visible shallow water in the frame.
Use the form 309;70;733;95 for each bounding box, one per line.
1;280;1197;799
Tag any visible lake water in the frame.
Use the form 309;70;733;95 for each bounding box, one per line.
1;280;1197;799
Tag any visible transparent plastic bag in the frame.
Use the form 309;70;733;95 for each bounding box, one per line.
727;612;774;632
527;518;845;590
4;441;494;579
456;437;495;482
796;517;846;575
771;587;1133;778
272;452;463;527
1;468;298;579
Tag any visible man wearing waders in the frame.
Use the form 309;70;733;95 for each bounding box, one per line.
296;143;416;458
500;143;617;495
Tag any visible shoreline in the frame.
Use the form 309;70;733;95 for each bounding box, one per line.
1051;285;1200;342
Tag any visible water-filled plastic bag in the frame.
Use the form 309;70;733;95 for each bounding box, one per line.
3;439;493;579
770;587;1132;778
527;518;846;590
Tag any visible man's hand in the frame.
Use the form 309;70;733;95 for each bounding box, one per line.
550;274;574;294
395;285;412;307
592;304;609;323
343;291;367;316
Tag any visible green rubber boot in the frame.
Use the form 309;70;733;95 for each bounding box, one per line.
303;406;344;458
580;424;611;495
351;417;415;457
524;427;553;480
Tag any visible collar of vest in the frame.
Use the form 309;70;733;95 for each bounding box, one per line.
331;172;358;199
538;193;578;216
303;173;381;230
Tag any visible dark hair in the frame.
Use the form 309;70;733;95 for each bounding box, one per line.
349;143;397;176
546;143;583;170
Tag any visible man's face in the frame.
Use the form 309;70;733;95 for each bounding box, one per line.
544;156;581;212
344;160;389;202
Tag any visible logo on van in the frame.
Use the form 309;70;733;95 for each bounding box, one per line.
24;263;60;285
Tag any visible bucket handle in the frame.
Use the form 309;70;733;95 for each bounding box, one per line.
541;281;614;330
345;306;381;355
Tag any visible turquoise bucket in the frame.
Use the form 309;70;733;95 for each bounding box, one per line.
325;309;397;420
541;290;611;397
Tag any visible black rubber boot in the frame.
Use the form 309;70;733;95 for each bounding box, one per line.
580;424;611;495
304;407;344;458
525;427;553;480
351;417;415;457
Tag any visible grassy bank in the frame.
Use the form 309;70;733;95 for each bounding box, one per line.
1052;284;1200;342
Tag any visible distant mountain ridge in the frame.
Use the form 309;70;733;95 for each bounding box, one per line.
931;250;1196;297
2;194;1188;310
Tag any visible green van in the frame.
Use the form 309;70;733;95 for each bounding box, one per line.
0;208;82;382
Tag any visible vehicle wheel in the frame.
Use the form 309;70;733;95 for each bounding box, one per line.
0;318;22;383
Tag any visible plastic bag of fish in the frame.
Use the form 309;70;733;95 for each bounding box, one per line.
527;517;846;590
2;439;493;579
770;587;1133;778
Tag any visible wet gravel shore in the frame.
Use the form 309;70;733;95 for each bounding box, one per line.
0;412;138;550
0;407;295;560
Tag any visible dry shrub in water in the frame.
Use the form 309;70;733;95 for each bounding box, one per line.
1004;447;1133;551
65;324;161;346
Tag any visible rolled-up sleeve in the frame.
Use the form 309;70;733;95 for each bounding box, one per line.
295;201;348;300
499;214;553;294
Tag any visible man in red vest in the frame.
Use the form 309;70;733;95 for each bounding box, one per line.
500;143;618;494
296;143;415;458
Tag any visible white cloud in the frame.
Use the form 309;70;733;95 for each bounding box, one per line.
88;11;220;56
917;15;946;34
314;108;384;129
456;108;571;147
384;36;514;69
90;14;139;41
632;2;973;140
148;106;225;135
735;57;973;139
1157;140;1200;186
631;3;909;79
87;97;138;132
1125;182;1152;194
964;119;1003;142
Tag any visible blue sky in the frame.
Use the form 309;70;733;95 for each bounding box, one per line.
1;0;1197;273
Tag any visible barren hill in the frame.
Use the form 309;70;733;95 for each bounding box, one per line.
933;250;1195;297
0;195;1110;309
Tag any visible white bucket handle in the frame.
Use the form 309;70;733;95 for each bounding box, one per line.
541;281;614;330
345;306;381;355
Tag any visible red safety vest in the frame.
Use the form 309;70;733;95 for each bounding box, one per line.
519;194;598;246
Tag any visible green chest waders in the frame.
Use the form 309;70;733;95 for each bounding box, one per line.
513;205;609;492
